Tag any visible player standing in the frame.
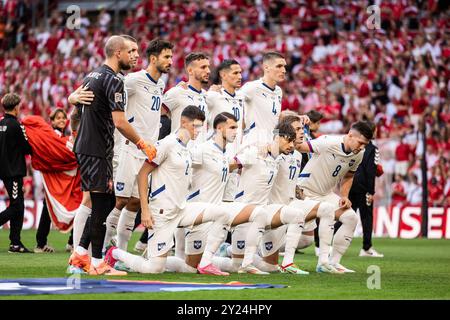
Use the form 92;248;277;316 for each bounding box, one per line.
67;35;156;275
104;39;174;251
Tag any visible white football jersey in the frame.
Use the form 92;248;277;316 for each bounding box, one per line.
239;79;282;144
297;135;364;196
235;145;280;205
121;70;165;158
163;85;208;134
206;88;245;158
188;139;229;204
270;150;303;205
147;134;192;214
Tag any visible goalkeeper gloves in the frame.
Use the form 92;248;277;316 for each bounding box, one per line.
136;139;157;161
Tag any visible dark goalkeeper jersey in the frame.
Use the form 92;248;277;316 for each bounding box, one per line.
74;64;125;159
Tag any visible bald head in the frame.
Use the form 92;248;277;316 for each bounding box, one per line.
104;36;127;58
104;35;139;71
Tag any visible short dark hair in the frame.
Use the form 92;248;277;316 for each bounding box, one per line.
1;93;21;111
215;59;240;83
262;51;284;64
181;105;205;122
145;39;174;60
185;52;209;67
213;112;238;129
351;121;374;140
306;110;324;123
274;121;296;142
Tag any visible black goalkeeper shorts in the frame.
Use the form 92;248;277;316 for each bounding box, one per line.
76;153;113;193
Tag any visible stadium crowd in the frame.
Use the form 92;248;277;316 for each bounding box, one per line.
0;0;449;207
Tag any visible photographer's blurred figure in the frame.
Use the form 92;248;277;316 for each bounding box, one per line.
0;93;33;253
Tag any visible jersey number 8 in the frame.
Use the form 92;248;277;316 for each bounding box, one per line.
332;165;342;177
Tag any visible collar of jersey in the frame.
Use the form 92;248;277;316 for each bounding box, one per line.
341;143;352;155
223;89;235;97
212;141;226;153
188;85;202;94
176;137;188;147
261;81;276;92
145;71;158;85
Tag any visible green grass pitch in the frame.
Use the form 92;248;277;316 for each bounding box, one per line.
0;230;449;300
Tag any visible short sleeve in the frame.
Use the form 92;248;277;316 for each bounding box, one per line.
238;82;252;102
235;145;257;167
205;91;220;110
150;138;170;166
105;74;125;112
124;75;137;98
162;87;180;112
190;144;204;166
308;135;331;154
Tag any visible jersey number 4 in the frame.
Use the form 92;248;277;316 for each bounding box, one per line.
272;102;277;115
151;96;161;111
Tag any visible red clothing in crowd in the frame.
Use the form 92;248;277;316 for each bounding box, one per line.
395;143;411;162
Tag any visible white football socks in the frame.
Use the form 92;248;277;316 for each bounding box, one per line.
116;209;137;251
73;205;91;249
104;207;121;248
330;211;358;265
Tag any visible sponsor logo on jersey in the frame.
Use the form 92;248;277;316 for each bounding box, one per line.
157;242;166;251
237;240;245;249
265;242;273;251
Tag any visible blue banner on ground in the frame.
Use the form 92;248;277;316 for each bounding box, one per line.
0;278;286;296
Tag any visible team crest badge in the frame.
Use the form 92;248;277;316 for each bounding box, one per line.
157;242;166;251
237;241;245;249
349;159;356;167
265;242;273;251
116;182;125;191
194;241;202;250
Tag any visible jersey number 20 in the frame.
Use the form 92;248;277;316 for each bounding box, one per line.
151;96;161;111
